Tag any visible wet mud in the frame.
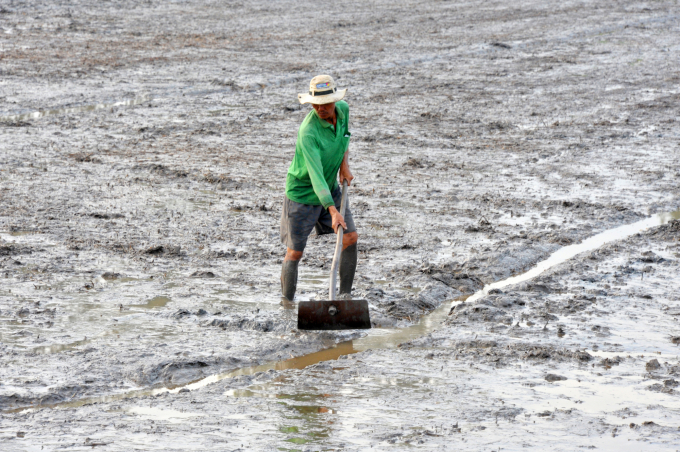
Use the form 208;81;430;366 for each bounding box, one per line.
2;0;680;450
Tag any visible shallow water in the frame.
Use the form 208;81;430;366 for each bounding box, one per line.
131;295;172;309
9;208;678;414
126;406;203;422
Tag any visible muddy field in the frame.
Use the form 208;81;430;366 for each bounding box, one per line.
1;0;680;450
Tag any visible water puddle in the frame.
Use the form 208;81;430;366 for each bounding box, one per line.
130;296;172;310
5;208;680;413
154;196;211;212
2;230;42;237
530;373;680;417
126;406;203;423
0;95;150;123
30;336;93;355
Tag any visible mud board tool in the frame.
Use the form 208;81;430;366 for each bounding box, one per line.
297;181;371;330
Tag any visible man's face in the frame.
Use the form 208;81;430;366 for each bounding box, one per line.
312;102;336;121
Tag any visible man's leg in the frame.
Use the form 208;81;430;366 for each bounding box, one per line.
280;195;321;302
281;248;302;301
339;231;358;296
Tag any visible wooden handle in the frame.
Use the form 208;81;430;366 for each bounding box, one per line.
329;181;348;300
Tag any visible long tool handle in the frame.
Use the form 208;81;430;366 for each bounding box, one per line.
329;181;348;300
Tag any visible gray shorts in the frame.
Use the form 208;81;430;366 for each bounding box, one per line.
280;187;356;252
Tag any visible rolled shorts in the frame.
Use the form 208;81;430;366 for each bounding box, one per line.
280;186;356;252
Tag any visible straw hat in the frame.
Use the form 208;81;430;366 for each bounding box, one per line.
297;75;347;105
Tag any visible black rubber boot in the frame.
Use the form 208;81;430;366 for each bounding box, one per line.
339;244;357;296
281;259;299;301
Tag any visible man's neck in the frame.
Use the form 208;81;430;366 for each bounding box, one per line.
327;108;337;126
318;109;336;127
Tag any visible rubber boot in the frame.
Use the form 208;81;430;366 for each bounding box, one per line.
338;244;357;296
281;259;299;301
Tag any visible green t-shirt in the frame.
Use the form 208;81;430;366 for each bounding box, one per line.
285;101;351;209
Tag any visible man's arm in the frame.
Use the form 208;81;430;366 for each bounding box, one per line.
299;134;335;209
338;150;354;186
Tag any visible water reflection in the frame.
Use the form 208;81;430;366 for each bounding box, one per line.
276;341;356;370
31;337;92;355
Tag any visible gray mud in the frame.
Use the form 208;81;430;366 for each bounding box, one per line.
1;0;680;450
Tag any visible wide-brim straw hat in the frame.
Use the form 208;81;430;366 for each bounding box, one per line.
298;74;347;105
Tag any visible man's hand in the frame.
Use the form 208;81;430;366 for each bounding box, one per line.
339;167;354;186
328;206;347;233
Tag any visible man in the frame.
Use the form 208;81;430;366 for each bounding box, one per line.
280;74;358;302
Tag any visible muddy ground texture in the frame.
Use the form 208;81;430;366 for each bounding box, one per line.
1;0;680;450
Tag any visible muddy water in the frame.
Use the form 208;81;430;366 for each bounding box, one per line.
131;295;172;309
189;207;680;388
31;335;99;355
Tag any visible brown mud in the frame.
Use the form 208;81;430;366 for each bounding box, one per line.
1;0;680;450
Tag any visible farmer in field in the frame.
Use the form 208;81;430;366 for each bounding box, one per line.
280;75;357;302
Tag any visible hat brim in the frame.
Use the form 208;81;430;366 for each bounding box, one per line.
298;88;347;105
